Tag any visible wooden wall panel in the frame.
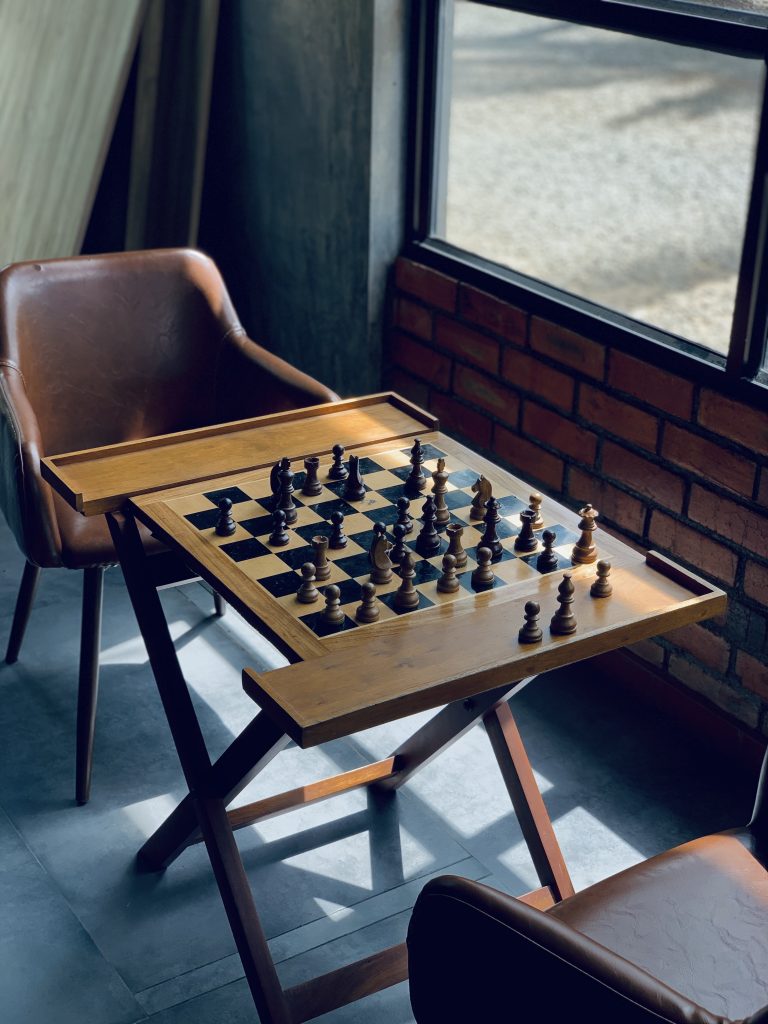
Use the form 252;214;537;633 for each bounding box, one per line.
0;0;144;267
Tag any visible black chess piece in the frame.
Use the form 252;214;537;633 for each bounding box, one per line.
268;509;290;546
471;546;495;590
297;563;320;604
329;510;347;549
343;454;366;502
356;581;380;624
432;458;450;528
446;523;467;568
415;495;441;557
215;497;236;537
390;522;409;565
393;552;419;610
321;584;345;628
437;553;460;594
328;443;348;480
550;572;577;635
536;529;559;572
369;522;393;585
518;601;543;644
396;496;413;534
405;438;427;494
514;507;537;553
590;559;613;598
312;534;331;581
277;457;297;525
302;456;322;497
269;459;282;507
479;498;503;561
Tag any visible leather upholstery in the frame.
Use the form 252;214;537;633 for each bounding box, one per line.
0;248;339;568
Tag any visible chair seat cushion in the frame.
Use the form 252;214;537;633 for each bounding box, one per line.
54;492;164;569
548;829;768;1020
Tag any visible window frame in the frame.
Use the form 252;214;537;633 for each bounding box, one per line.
406;0;768;401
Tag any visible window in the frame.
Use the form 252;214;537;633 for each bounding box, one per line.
409;0;768;388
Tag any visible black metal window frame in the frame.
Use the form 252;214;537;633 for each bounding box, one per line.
406;0;768;403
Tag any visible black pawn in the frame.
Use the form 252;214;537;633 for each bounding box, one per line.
215;497;237;537
343;454;366;502
396;496;413;535
405;438;427;494
480;498;503;561
471;546;495;590
416;495;441;557
514;507;537;553
302;456;322;497
390;522;409;565
591;559;613;598
536;529;559;572
328;443;348;480
518;601;543;644
329;510;347;549
268;509;290;546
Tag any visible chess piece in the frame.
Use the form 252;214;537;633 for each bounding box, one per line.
268;509;290;546
393;552;419;610
312;534;331;581
343;454;367;502
437;553;460;594
572;504;599;564
514;507;538;553
277;457;297;525
369;522;393;585
416;495;441;557
302;456;323;497
470;476;492;521
590;559;613;598
328;443;348;480
405;438;427;494
550;572;577;635
329;510;347;549
355;581;380;624
518;601;543;644
396;496;414;535
529;492;544;530
471;547;495;590
431;458;451;528
269;459;282;507
297;563;320;604
480;498;503;561
446;523;467;568
215;497;236;537
390;522;409;565
321;584;345;628
536;529;559;572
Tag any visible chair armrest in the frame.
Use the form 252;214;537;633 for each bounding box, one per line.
214;332;340;422
407;876;725;1024
0;365;62;566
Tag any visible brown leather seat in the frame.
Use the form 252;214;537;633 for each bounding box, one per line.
408;753;768;1023
0;247;339;803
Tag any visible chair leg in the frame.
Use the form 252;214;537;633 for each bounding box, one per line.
213;590;226;617
75;567;104;806
5;561;42;664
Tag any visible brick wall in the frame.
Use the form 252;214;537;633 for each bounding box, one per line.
387;256;768;736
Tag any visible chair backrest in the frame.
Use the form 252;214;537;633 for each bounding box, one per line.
0;248;240;456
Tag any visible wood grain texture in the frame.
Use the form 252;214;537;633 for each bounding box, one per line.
517;886;557;911
0;0;144;265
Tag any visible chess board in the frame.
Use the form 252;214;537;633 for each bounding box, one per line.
162;442;581;639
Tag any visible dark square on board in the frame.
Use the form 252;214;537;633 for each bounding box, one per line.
299;611;359;637
545;524;580;547
325;479;369;500
497;495;527;516
377;484;409;504
239;514;274;537
276;545;318;570
362;504;401;528
255;495;304;513
311;497;357;520
320;578;362;604
399;443;446;461
203;486;252;506
334;552;373;578
220;537;272;562
379;589;435;615
258;571;303;598
448;468;479;488
357;457;385;474
184;508;221;530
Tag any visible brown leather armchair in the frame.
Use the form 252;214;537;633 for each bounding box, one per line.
408;747;768;1023
0;248;339;805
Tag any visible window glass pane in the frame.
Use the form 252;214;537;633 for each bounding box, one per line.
440;2;764;355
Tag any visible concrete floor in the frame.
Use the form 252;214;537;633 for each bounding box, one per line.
0;513;757;1023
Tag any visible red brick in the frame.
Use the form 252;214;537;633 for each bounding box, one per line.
579;385;658;450
522;402;598;465
666;623;730;673
662;424;756;497
569;467;646;536
458;285;526;345
608;351;694;420
429;392;492;450
494;426;564;492
387;367;429;411
395;259;457;312
737;649;768;701
389;331;451;391
745;561;768;606
688;485;768;560
434;316;500;374
628;638;666;668
393;297;432;341
454;365;519;427
530;318;605;380
668;655;758;729
501;348;574;411
698;390;768;456
602;442;684;512
649;511;738;585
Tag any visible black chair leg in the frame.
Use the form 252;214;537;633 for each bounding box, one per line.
213;590;226;617
75;567;104;806
5;560;42;664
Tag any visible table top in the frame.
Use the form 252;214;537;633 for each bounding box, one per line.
42;393;727;747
